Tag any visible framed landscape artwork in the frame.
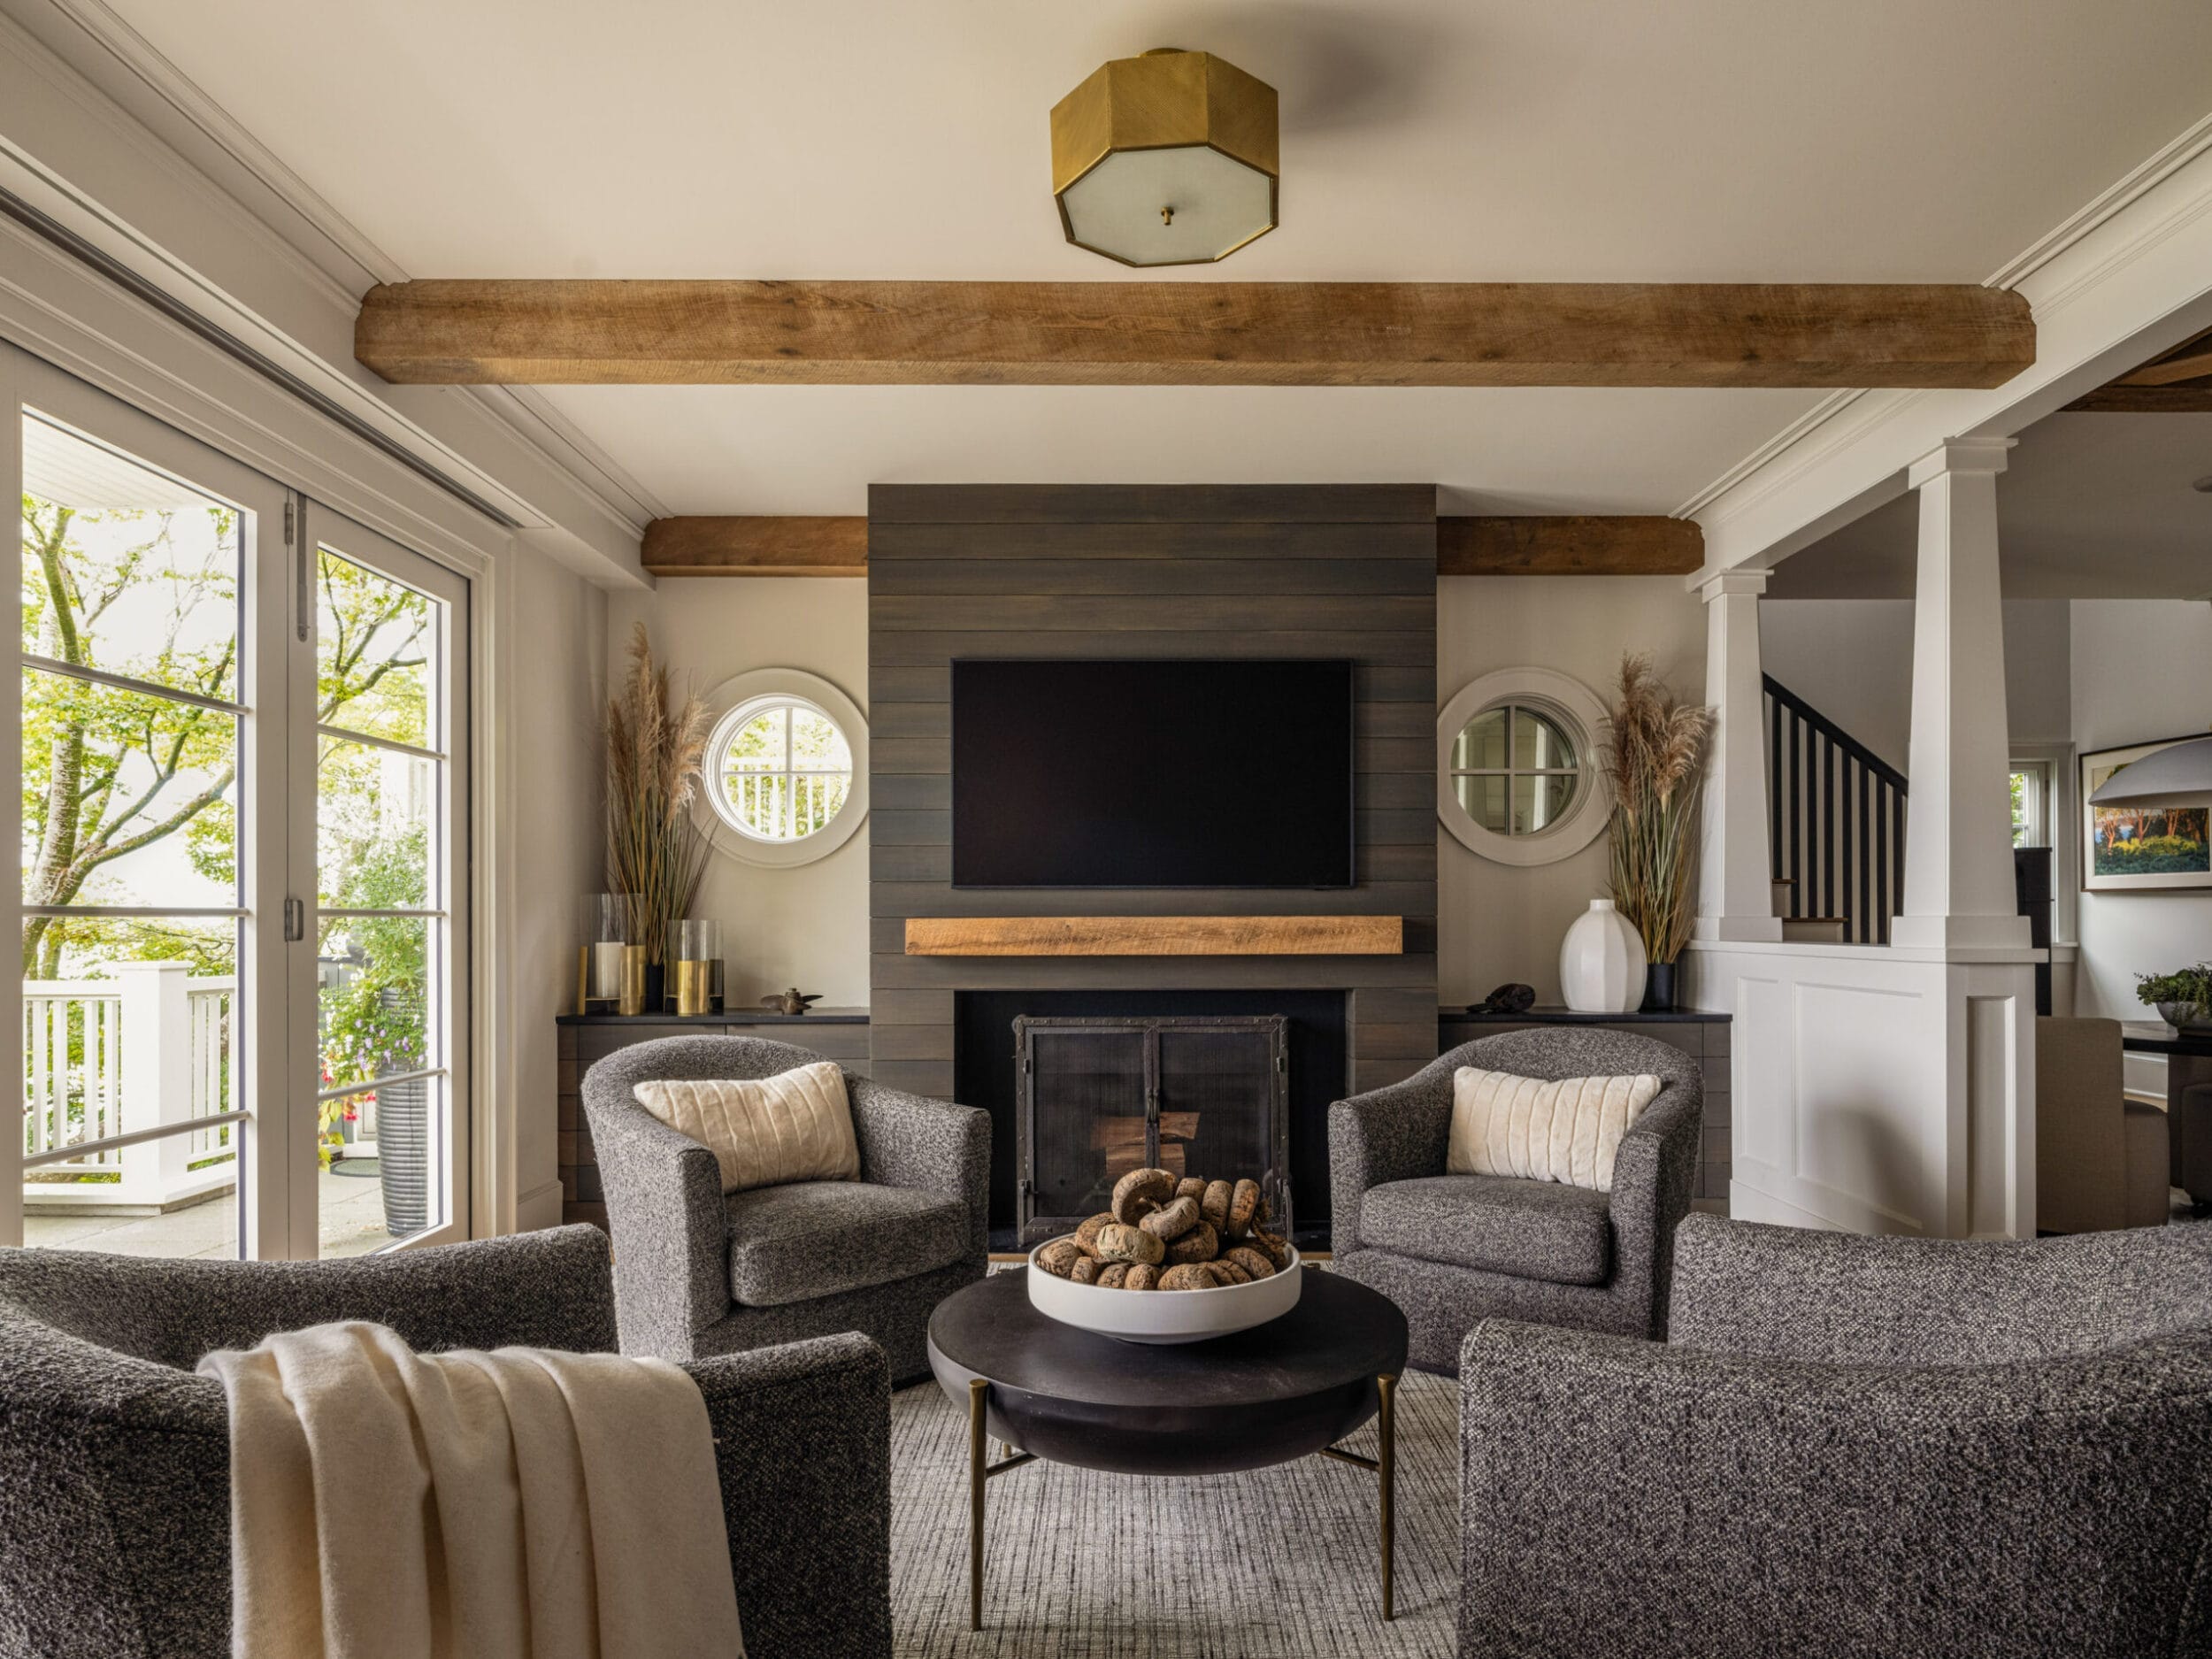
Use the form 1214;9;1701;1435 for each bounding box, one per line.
2080;736;2212;892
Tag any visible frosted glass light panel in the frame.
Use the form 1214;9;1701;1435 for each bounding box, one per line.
710;697;854;842
1450;703;1583;836
1060;145;1276;265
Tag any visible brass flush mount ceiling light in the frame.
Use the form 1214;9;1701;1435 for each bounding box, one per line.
1050;48;1279;266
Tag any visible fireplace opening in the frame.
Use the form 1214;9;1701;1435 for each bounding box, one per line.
954;988;1348;1251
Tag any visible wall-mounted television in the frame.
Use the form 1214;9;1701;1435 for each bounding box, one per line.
951;658;1355;888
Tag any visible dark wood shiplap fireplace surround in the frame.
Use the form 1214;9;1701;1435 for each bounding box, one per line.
865;485;1440;1249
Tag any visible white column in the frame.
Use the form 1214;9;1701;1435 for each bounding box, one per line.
1891;438;2030;950
116;961;194;1202
1693;569;1783;941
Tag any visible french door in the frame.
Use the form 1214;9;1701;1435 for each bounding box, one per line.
4;342;470;1257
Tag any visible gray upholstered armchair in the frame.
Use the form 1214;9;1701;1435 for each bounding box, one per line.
1329;1028;1701;1373
1459;1217;2212;1658
583;1034;988;1381
0;1226;891;1659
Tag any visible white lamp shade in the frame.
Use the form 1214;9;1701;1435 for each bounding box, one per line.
2088;736;2212;805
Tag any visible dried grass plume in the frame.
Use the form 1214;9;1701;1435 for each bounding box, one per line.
604;623;712;963
1601;654;1714;966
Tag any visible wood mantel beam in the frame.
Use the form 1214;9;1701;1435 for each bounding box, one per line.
357;280;2032;389
640;514;1703;577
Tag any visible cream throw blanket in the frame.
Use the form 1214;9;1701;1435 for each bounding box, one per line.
200;1322;745;1659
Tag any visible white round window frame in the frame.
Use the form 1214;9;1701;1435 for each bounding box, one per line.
695;669;871;869
1437;667;1610;867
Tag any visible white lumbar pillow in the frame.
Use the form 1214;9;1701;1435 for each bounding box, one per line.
632;1060;860;1194
1447;1065;1662;1193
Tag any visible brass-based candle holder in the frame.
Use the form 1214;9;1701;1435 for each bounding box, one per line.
618;944;650;1017
668;919;724;1018
578;894;631;1015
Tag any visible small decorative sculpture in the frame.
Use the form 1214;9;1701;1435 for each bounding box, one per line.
1476;982;1536;1016
761;987;822;1016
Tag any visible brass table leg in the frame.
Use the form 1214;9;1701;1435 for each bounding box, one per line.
1315;1370;1401;1621
965;1378;1037;1632
968;1379;986;1632
1379;1371;1397;1622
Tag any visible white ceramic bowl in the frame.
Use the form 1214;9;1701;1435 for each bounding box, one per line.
1025;1241;1303;1344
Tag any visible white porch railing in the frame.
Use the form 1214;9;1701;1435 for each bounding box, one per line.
21;963;238;1209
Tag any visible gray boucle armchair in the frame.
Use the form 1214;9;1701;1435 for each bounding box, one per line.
583;1035;988;1382
1458;1216;2212;1658
0;1226;891;1659
1329;1028;1701;1374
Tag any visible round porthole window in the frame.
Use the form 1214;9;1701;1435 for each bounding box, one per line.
695;669;870;868
1437;669;1609;866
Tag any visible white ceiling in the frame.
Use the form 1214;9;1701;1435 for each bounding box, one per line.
88;0;2212;519
1769;412;2212;599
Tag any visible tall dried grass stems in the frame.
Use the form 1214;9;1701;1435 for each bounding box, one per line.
1601;654;1714;965
604;623;713;964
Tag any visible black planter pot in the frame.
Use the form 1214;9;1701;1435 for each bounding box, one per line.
1640;961;1678;1013
645;960;667;1016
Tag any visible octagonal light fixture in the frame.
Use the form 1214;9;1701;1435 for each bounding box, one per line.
1050;48;1279;267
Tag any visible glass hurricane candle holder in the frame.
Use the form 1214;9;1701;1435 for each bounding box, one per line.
576;894;635;1013
668;918;723;1018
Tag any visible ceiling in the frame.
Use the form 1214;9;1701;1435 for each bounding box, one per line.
1768;412;2212;599
86;0;2212;519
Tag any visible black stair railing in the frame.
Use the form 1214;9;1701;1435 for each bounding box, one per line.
1763;675;1909;945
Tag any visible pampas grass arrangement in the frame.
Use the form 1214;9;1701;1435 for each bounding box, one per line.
1601;655;1714;969
604;623;712;965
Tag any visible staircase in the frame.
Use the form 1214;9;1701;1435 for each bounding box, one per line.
1763;675;1908;946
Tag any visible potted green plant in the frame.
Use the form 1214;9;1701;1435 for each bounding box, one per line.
1601;655;1713;1012
2137;963;2212;1031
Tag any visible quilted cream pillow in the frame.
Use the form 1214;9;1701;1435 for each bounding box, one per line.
632;1061;860;1194
1447;1066;1663;1193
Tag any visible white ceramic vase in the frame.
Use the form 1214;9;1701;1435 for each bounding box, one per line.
1559;899;1647;1014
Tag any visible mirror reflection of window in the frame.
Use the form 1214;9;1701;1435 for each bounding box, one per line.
1450;703;1583;835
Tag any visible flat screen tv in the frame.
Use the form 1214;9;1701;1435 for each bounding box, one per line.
952;658;1355;888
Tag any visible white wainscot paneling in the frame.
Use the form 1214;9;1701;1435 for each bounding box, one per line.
1688;941;2036;1239
1794;977;1940;1234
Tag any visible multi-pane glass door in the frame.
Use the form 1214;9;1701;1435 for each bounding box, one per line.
4;343;470;1257
303;513;468;1256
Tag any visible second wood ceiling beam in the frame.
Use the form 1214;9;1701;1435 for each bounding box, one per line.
357;280;2032;388
642;515;1701;578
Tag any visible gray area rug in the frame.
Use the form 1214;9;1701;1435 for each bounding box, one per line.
888;1365;1456;1658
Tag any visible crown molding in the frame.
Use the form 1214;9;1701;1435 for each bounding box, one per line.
1686;113;2212;576
1983;108;2212;290
0;0;656;581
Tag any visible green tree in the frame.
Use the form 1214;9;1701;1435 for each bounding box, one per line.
19;502;429;979
19;498;235;977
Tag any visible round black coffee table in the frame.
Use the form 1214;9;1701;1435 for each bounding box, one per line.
927;1266;1409;1629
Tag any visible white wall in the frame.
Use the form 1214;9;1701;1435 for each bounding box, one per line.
1757;598;2073;769
606;578;872;1009
1437;576;1706;1005
591;572;1708;1017
505;547;605;1229
2070;599;2212;1020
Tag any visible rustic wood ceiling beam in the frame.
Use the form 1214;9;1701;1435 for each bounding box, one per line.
640;513;1702;577
1434;515;1701;576
641;515;869;576
2060;385;2212;412
357;280;2032;388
